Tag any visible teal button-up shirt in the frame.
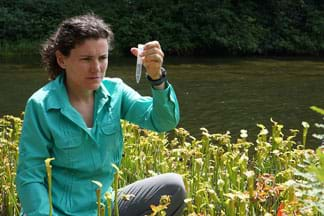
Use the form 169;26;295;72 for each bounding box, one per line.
16;73;180;216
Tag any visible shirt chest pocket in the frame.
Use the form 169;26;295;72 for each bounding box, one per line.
99;119;122;166
100;112;121;143
54;135;86;169
100;123;121;148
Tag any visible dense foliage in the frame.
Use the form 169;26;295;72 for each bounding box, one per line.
1;0;324;56
1;115;323;215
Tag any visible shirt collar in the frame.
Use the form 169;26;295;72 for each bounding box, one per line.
44;73;69;111
95;81;111;115
96;80;110;99
45;73;111;112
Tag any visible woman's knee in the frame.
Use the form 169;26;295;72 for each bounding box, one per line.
161;173;186;200
161;173;186;215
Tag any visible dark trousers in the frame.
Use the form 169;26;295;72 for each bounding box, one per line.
112;173;186;216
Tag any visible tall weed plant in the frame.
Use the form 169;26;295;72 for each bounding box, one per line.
0;114;323;215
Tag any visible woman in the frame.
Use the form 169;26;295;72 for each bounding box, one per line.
16;14;185;216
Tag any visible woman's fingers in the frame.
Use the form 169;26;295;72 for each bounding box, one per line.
142;41;164;68
130;41;164;79
130;47;138;57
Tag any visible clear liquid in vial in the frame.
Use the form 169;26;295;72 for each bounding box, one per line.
136;63;142;83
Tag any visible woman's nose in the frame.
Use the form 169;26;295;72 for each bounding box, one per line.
91;60;101;73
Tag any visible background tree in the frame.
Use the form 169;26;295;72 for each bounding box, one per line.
1;0;323;56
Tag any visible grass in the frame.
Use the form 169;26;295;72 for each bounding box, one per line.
0;115;323;215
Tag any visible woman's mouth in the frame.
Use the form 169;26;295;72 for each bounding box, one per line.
87;76;101;80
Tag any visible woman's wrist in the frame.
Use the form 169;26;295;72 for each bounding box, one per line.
147;67;167;87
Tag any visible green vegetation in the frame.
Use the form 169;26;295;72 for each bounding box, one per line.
1;114;323;215
0;115;21;216
1;1;324;56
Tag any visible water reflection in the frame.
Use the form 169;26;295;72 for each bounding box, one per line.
1;56;324;149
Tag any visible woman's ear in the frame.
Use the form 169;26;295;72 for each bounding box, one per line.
55;50;66;69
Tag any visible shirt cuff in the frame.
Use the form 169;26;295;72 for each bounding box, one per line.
151;81;176;104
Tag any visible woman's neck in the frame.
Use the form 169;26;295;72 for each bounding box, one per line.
65;82;95;127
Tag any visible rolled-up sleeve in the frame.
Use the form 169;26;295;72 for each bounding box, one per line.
122;81;180;132
16;99;52;216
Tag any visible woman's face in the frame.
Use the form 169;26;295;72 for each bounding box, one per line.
57;38;109;92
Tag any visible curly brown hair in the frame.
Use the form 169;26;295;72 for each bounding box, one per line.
41;14;114;80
